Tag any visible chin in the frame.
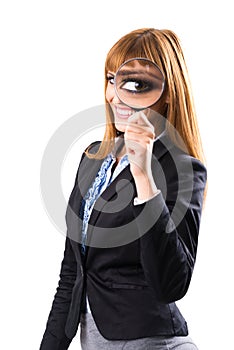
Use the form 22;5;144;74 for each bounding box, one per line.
115;122;127;134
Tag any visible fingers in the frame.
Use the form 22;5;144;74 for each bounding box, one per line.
125;131;153;145
128;111;154;129
125;125;155;139
126;111;155;139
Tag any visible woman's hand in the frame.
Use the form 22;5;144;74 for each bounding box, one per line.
124;111;158;200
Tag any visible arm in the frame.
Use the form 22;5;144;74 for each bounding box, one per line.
39;236;77;350
40;143;100;349
39;148;90;349
132;156;207;304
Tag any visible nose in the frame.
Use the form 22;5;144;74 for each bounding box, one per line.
112;92;121;104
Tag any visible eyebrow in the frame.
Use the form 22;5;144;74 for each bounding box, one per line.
117;69;163;81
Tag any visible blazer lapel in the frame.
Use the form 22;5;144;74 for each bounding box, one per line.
88;131;174;206
69;131;175;257
77;131;174;207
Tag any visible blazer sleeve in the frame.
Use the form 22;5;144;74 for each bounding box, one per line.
132;155;207;304
39;149;89;350
39;144;97;349
39;236;77;350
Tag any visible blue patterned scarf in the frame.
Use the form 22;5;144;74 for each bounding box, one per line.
79;152;129;255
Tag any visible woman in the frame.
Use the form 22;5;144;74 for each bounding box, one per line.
40;28;207;350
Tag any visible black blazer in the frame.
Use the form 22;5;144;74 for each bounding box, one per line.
40;132;207;350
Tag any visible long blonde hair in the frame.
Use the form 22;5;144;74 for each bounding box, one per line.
86;28;205;168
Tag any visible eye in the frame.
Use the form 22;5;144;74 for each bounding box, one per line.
120;79;152;94
121;79;149;92
106;75;114;85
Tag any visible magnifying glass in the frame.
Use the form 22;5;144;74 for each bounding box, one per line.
114;57;165;110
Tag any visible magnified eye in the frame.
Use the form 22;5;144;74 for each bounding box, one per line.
114;58;165;109
121;79;151;93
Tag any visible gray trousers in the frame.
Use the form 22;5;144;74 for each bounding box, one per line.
80;312;199;350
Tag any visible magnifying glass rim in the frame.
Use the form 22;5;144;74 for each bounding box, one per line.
114;57;165;110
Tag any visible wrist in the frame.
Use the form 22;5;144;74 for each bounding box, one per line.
134;173;158;200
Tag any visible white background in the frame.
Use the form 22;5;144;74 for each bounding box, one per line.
0;1;233;349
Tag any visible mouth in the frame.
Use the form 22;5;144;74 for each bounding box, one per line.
114;105;134;119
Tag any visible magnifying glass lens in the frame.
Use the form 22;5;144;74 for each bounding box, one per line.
115;58;165;110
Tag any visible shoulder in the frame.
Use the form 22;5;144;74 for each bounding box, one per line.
72;141;102;185
175;152;207;183
79;141;102;163
84;140;102;154
155;134;207;186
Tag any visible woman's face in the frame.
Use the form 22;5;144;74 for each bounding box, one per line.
106;71;133;133
105;66;166;133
